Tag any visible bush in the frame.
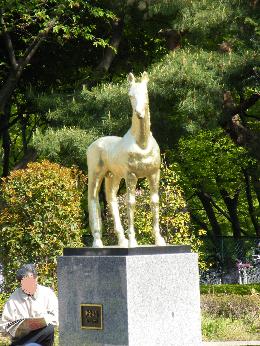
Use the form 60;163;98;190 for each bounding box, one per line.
201;292;260;341
0;293;8;314
200;283;260;295
0;160;85;293
201;294;260;320
202;315;260;342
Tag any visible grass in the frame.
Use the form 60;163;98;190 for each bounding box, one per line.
202;314;260;341
0;336;8;346
201;283;260;295
201;293;260;341
2;316;258;345
1;290;260;344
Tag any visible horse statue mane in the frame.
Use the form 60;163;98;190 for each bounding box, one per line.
87;72;166;248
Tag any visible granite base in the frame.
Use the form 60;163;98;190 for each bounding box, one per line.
57;246;202;346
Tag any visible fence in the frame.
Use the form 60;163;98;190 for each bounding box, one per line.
200;236;260;284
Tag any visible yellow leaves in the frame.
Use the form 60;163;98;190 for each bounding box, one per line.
0;160;85;293
198;228;207;236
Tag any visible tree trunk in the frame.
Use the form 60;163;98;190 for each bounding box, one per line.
158;29;182;51
21;114;28;154
1;105;11;177
13;148;38;170
244;170;260;236
197;190;222;239
97;18;124;72
0;71;24;176
0;16;55;174
220;188;241;238
222;93;260;160
0;71;20;116
251;173;260;208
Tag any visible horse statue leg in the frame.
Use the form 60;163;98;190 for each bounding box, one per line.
126;172;138;247
88;166;105;248
148;171;166;246
105;172;128;247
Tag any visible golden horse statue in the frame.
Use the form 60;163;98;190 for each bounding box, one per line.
87;72;166;248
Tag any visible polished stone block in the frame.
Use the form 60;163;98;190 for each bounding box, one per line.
57;247;202;346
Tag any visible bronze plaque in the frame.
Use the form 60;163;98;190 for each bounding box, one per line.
81;304;103;330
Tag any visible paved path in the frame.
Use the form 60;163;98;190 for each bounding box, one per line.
203;342;260;346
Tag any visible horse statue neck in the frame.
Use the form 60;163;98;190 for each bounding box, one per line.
127;72;151;149
131;104;151;149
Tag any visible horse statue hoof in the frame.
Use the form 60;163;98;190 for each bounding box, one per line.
92;238;104;248
118;237;128;248
155;236;166;246
128;237;138;248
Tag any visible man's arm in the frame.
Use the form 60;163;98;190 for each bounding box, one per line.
44;288;58;326
0;300;21;336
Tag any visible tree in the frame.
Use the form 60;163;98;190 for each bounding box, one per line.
175;129;257;239
0;0;114;176
0;160;86;293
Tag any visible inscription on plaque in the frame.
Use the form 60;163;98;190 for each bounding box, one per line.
81;304;103;330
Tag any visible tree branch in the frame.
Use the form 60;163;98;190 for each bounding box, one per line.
18;19;56;73
0;114;20;133
97;18;124;72
205;189;250;236
243;169;260;236
1;10;18;70
190;211;209;232
0;18;57;114
203;192;232;222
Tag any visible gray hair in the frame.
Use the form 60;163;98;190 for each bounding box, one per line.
16;264;38;281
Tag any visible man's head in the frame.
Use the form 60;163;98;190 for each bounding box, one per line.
16;264;38;295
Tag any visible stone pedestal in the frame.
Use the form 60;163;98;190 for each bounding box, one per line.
57;246;202;346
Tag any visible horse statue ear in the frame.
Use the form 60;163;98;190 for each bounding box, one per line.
128;73;135;85
141;71;149;83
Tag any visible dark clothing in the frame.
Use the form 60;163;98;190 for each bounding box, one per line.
10;324;54;346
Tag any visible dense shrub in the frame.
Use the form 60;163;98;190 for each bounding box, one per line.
201;293;260;320
201;283;260;295
0;161;85;293
201;287;260;341
202;315;260;342
0;293;8;314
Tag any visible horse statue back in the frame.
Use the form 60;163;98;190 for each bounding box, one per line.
87;72;166;248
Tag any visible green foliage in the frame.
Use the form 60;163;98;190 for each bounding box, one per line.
0;337;9;346
201;283;260;295
33;48;259;161
1;0;114;45
202;315;260;342
0;161;85;293
32;127;99;170
201;293;260;319
201;289;260;341
149;0;259;52
0;0;118;178
173;127;260;238
0;293;8;314
176;128;254;194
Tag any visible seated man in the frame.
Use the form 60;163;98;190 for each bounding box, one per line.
0;264;58;346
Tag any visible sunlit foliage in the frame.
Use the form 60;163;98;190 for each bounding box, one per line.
0;161;85;293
